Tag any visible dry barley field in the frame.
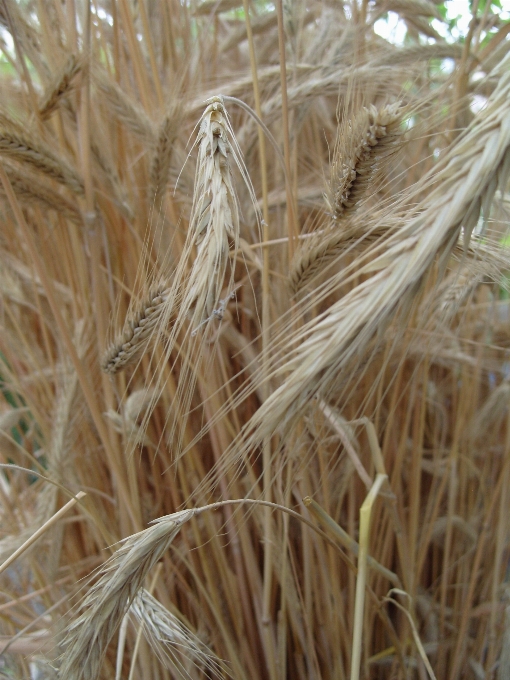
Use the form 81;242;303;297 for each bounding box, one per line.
0;0;510;678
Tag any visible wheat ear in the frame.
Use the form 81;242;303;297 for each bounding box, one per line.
39;54;82;120
180;95;241;327
145;96;247;455
290;217;389;293
290;104;404;291
93;67;154;142
326;103;404;221
58;498;332;680
101;281;172;374
149;100;183;211
0;162;82;224
0;112;84;194
57;509;195;680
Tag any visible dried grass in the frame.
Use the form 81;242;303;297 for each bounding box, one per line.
0;2;509;679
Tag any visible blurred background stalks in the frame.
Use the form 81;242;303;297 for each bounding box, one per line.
0;0;509;678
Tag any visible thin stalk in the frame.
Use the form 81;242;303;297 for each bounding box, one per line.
275;0;298;259
241;2;276;676
350;474;387;680
0;492;86;576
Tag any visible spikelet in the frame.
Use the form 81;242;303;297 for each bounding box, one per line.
327;103;404;221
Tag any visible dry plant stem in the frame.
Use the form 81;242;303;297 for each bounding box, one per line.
115;613;129;680
449;0;478;140
275;0;297;259
350;473;387;680
0;592;71;656
381;591;437;680
0;164;138;529
449;442;510;680
303;497;400;587
137;1;163;107
319;400;373;489
486;433;510;673
2;0;39;122
0;491;86;576
241;0;275;669
118;0;150;111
